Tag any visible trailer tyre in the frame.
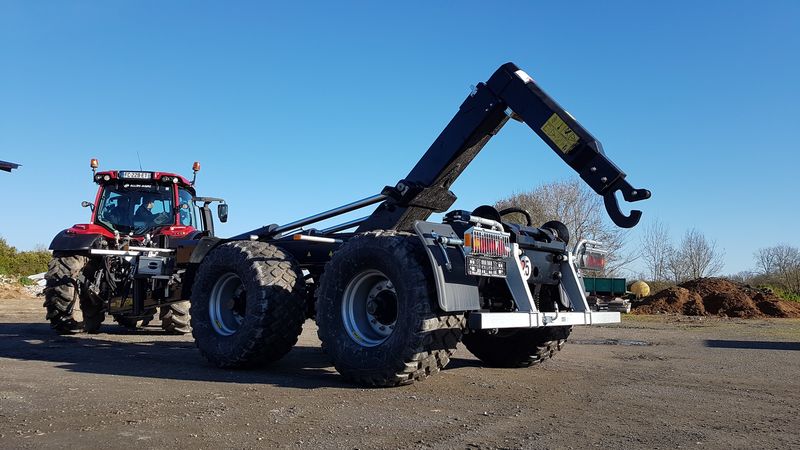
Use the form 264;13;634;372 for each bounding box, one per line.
316;231;464;387
190;241;306;369
160;301;191;334
462;326;572;368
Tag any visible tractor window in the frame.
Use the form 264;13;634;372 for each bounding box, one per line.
178;189;198;228
96;184;175;234
96;190;133;231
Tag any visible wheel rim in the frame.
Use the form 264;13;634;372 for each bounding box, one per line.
209;272;246;336
342;269;398;347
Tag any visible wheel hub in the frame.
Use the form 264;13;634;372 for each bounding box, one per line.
367;286;397;326
342;270;398;347
209;273;246;336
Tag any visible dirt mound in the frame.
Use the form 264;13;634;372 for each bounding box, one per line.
633;277;800;318
0;275;36;300
0;282;35;300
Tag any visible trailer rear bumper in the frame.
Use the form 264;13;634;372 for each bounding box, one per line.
468;311;620;330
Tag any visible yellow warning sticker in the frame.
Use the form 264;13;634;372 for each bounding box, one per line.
541;113;580;154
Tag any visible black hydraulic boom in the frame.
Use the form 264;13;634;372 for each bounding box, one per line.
237;62;650;245
357;62;650;232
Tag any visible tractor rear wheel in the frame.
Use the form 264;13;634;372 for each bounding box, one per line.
43;253;89;333
461;326;572;368
160;301;191;334
316;231;464;387
190;241;306;368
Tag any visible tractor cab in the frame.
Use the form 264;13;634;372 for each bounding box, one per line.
90;169;198;238
78;159;226;241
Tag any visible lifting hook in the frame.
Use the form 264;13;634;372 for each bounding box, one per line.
602;180;651;229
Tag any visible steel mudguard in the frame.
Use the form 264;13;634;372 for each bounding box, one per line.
48;230;104;252
412;221;480;312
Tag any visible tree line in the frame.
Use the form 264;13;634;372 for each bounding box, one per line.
640;219;724;284
0;236;50;281
732;245;800;300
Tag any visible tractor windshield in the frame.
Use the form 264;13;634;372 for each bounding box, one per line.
95;183;175;234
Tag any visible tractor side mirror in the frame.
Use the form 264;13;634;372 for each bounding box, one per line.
217;203;228;223
81;201;95;212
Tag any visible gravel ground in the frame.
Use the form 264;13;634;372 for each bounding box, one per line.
1;298;799;449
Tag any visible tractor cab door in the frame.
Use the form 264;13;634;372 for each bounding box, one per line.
178;188;200;231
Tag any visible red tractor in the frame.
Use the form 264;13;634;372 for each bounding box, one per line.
44;159;227;334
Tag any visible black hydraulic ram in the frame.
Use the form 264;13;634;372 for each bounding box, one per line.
358;62;650;232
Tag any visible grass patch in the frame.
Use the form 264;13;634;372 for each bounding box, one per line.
17;276;36;286
759;285;800;303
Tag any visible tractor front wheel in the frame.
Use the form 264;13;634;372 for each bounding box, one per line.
160;301;191;334
80;298;105;334
113;309;156;330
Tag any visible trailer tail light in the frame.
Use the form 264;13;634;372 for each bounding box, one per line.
464;228;510;258
580;247;607;271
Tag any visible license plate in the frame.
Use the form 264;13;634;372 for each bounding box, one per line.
466;255;507;278
119;171;152;180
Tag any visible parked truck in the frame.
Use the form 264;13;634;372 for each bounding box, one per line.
583;276;632;313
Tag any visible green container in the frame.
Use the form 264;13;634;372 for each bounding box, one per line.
583;277;626;296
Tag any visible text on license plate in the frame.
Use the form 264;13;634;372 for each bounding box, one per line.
466;255;507;278
119;171;152;179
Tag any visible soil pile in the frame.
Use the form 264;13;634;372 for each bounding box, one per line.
633;277;800;318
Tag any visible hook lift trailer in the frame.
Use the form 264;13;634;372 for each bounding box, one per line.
185;62;651;386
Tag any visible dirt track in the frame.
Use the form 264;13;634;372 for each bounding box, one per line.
1;298;799;449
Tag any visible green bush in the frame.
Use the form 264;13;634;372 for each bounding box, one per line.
0;236;50;277
761;285;800;303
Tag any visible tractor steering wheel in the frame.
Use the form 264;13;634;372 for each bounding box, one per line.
153;212;172;225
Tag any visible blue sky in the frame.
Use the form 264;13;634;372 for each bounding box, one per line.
1;1;798;275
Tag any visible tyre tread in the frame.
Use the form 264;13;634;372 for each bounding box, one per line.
190;241;306;369
316;230;464;387
462;326;572;368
